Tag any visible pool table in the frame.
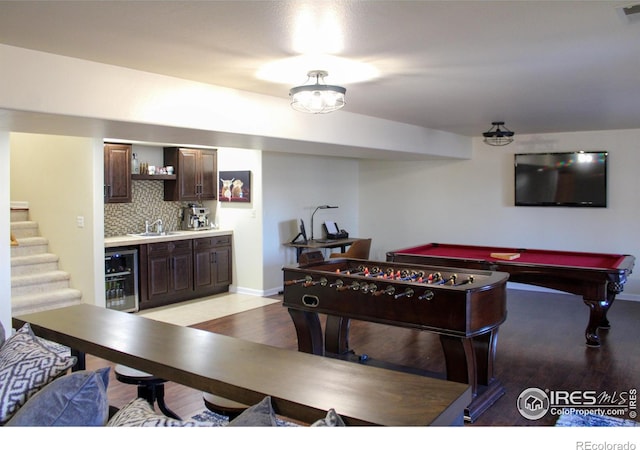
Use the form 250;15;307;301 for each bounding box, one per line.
386;243;635;347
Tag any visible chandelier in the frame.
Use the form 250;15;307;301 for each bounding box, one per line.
289;70;346;114
482;121;515;146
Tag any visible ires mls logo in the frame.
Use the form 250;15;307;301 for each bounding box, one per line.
517;388;550;420
517;387;637;420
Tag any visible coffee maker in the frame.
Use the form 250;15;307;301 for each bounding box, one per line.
180;205;211;230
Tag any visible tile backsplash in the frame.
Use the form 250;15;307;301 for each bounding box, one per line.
104;180;182;237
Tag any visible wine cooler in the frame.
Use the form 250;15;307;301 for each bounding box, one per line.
105;248;139;312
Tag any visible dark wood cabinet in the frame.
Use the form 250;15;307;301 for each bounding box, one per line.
163;147;217;201
140;240;193;309
138;234;232;310
104;143;132;203
193;235;232;296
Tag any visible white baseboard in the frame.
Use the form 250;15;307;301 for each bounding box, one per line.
231;285;282;298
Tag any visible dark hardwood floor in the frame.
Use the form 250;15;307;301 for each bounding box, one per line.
89;289;640;426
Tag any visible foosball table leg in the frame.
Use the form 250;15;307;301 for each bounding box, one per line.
325;315;351;355
288;308;324;355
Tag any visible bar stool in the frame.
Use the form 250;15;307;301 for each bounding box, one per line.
203;392;248;420
114;364;181;420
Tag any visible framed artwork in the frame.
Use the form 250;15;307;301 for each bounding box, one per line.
219;170;251;202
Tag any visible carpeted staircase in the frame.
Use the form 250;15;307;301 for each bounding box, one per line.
10;206;83;315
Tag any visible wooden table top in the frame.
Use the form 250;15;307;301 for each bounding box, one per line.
14;304;471;426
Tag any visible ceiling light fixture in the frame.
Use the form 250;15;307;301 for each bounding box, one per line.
483;121;515;146
289;70;346;114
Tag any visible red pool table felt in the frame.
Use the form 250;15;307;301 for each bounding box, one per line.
395;243;627;270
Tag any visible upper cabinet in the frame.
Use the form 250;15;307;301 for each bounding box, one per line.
163;147;218;202
104;143;132;203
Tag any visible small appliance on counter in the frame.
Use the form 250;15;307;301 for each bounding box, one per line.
180;204;211;230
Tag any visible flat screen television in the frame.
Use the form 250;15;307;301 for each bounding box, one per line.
514;151;608;207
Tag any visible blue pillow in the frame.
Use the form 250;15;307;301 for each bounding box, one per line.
5;368;110;426
311;409;346;426
227;396;277;427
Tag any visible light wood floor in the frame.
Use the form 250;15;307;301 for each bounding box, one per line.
87;289;640;426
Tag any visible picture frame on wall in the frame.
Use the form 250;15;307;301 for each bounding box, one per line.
219;170;251;202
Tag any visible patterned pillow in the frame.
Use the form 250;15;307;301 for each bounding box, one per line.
0;323;77;424
107;397;200;427
37;337;72;359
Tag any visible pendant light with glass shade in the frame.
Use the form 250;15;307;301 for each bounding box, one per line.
289;70;346;114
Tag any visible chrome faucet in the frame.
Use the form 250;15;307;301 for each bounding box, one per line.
146;219;163;234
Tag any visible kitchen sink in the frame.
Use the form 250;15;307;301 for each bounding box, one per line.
128;231;184;237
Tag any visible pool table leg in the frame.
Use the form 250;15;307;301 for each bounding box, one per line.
583;294;616;348
600;283;625;329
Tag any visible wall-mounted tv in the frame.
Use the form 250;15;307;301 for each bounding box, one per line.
514;151;608;207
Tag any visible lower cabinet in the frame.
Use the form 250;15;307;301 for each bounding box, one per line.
139;235;232;310
193;235;232;295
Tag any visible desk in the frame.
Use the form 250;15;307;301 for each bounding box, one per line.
284;237;361;261
386;242;636;347
13;304;471;426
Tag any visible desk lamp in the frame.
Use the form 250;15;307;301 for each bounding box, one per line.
310;205;338;240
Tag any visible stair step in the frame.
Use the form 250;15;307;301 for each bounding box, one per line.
9;208;84;316
10;209;29;222
10;221;39;238
11;270;71;297
11;253;60;277
10;237;49;257
11;288;83;316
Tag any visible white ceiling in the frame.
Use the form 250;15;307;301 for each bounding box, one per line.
1;0;639;138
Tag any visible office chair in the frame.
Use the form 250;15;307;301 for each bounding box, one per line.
329;238;372;260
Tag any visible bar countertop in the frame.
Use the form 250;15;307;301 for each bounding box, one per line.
104;228;233;248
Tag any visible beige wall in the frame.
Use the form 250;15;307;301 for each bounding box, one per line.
216;148;263;294
10;133;100;306
262;152;360;294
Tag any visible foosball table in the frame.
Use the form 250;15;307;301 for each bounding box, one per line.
282;258;510;422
